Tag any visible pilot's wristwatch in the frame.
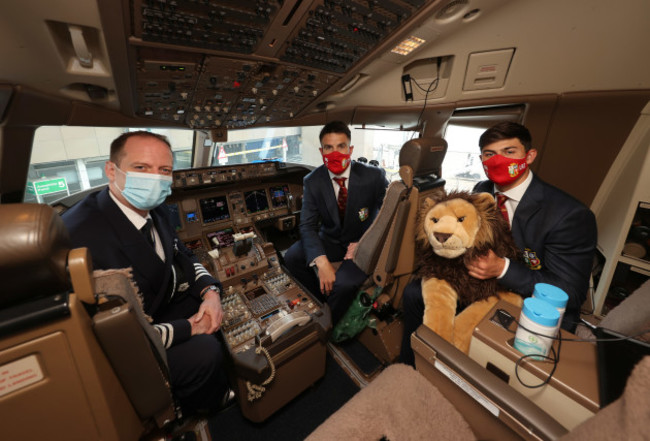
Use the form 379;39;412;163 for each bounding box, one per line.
200;284;220;300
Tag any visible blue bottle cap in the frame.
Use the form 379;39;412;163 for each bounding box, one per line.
533;283;569;308
522;297;560;327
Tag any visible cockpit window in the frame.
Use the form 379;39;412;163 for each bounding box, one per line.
24;127;193;204
442;124;488;192
25;125;418;204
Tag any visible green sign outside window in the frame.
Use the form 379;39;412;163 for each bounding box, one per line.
29;178;68;196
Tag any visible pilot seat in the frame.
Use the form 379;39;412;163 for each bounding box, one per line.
330;137;447;372
0;203;176;440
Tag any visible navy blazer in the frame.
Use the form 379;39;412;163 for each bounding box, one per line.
474;175;597;326
300;161;389;264
62;188;219;345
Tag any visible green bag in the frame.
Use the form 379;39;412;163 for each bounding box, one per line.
330;286;382;343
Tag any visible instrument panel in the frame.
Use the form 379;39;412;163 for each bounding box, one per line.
168;183;295;232
166;162;328;356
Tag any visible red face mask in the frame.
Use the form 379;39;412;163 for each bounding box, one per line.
323;150;351;175
482;154;528;186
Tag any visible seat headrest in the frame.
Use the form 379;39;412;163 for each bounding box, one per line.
0;203;71;307
398;137;447;178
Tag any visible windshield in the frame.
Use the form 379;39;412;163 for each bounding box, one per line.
25;124;484;204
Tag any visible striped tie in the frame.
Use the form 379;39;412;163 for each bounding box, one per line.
496;193;509;226
333;177;347;221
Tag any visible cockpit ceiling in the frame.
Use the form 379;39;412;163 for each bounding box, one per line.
127;0;434;129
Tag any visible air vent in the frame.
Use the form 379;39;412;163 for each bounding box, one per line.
435;0;470;22
60;83;114;102
314;101;336;112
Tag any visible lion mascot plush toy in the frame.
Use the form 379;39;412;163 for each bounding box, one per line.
415;190;523;353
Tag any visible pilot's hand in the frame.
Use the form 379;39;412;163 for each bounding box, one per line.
465;250;506;280
192;290;223;334
315;256;336;296
189;313;213;336
344;242;358;260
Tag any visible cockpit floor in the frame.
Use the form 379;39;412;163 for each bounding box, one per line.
206;351;359;440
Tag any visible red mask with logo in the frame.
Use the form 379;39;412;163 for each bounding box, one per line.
482;154;528;186
323;151;351;175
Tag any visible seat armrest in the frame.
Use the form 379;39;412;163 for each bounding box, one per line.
412;325;568;441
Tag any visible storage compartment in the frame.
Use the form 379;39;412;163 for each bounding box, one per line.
601;261;650;315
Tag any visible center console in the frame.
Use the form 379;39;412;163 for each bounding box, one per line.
468;301;599;431
169;162;331;422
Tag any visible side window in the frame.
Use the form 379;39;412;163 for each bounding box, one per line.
442;104;526;191
25;127;193;204
442;124;486;192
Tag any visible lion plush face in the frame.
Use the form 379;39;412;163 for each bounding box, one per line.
422;198;482;259
415;190;520;306
416;191;508;261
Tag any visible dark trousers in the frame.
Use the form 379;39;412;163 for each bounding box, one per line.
400;279;424;367
167;333;228;414
159;295;229;414
284;240;369;325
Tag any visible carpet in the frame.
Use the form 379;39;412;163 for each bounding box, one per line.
208;352;359;440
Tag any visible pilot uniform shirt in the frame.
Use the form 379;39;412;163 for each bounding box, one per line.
62;187;220;348
474;172;597;329
300;160;389;265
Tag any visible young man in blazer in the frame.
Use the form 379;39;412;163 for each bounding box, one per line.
283;121;389;324
400;121;597;365
62;131;230;414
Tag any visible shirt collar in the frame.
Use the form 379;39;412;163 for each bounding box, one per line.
108;189;150;229
494;170;533;203
327;162;352;181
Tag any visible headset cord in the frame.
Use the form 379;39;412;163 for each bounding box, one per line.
246;338;277;402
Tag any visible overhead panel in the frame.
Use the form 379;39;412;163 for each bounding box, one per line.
129;0;432;128
134;0;281;54
136;50;203;125
281;0;425;73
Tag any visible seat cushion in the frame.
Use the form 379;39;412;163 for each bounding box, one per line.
306;363;475;441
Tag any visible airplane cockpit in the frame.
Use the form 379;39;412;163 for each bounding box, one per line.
1;0;650;440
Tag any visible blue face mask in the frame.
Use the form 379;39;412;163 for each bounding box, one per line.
114;166;173;211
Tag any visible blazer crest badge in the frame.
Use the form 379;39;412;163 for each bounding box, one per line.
358;207;369;222
523;248;542;270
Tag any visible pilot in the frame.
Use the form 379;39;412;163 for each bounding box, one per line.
62;131;231;415
283;121;389;324
400;121;597;365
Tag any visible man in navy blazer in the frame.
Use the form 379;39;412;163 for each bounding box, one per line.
62;131;230;414
400;122;597;365
284;121;389;324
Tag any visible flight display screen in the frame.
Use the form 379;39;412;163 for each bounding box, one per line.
244;189;269;214
200;195;230;223
269;185;288;208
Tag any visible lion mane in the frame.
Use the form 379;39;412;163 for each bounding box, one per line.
415;190;520;306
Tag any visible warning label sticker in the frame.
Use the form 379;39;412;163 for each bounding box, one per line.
0;355;44;397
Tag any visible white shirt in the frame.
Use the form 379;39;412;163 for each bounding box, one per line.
491;171;534;278
493;170;534;225
328;164;352;199
109;190;165;260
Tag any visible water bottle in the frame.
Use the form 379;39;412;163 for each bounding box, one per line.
514;297;560;359
532;283;568;331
